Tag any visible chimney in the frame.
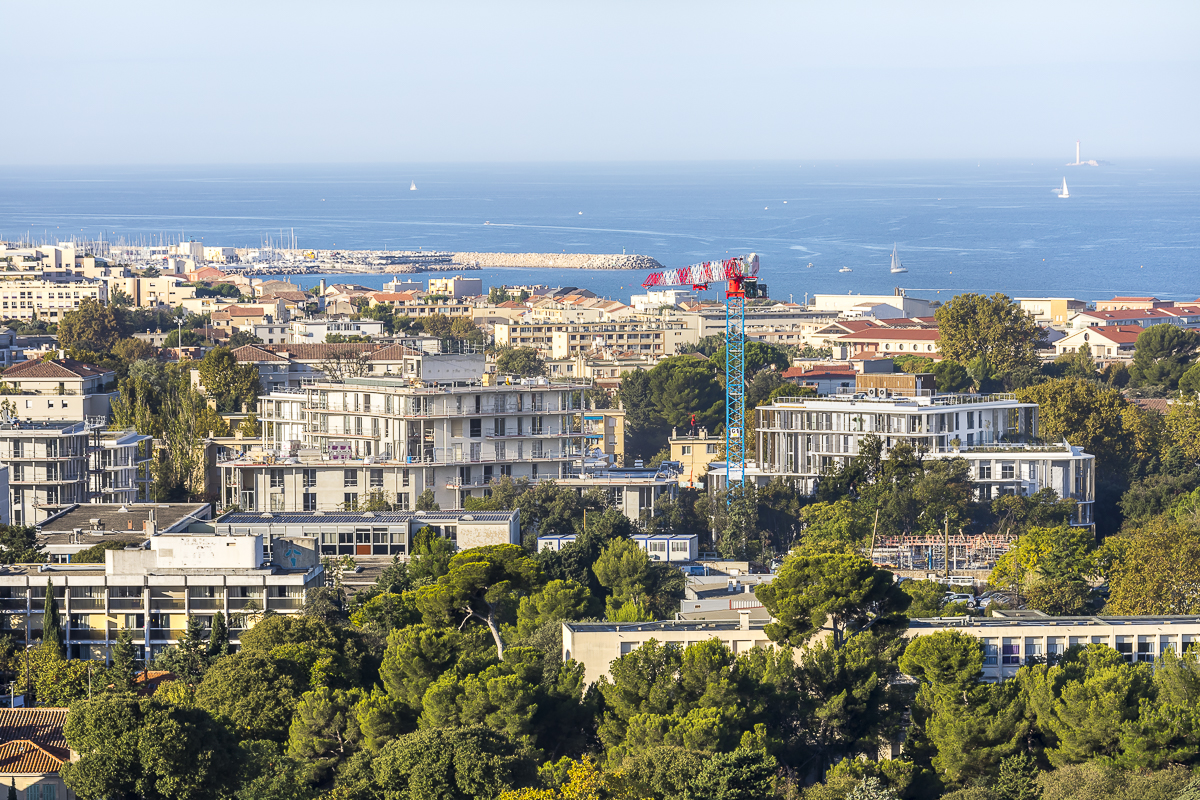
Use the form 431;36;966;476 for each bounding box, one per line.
738;609;751;631
147;508;158;537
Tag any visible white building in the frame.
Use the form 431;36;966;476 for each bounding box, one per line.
739;391;1095;526
428;275;483;298
629;289;697;313
810;290;934;318
290;317;387;343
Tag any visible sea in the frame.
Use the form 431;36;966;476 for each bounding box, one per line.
2;161;1198;306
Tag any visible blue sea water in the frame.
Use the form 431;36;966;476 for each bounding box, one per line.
2;161;1198;305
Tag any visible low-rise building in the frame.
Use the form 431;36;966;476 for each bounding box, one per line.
910;611;1200;681
428;275;483;298
0;525;322;661
0;357;117;421
834;327;941;358
290;317;387;343
37;502;212;563
1054;325;1142;359
0;278;107;321
0;708;72;797
1016;297;1088;325
551;462;681;521
562;616;772;683
1069;306;1200;330
211;509;519;558
668;427;722;487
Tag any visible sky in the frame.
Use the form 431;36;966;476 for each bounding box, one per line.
2;1;1198;164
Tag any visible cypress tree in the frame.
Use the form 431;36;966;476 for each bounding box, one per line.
8;777;16;800
207;611;229;659
111;629;137;691
42;578;65;660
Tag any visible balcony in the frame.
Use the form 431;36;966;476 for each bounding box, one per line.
67;599;104;611
228;597;264;610
148;629;187;641
67;629;110;641
109;598;144;610
188;598;225;611
149;599;186;611
266;598;303;610
0;599;27;611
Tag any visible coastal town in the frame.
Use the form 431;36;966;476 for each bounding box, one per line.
0;234;1199;798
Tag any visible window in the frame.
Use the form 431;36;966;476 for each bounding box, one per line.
303;493;317;511
402;468;410;488
470;419;482;438
1028;463;1038;481
983;638;998;666
1002;638;1020;665
681;445;692;455
648;541;667;553
1116;636;1134;662
1138;636;1155;663
670;540;689;552
303;469;317;488
1047;637;1065;658
344;492;358;509
270;469;284;488
967;411;975;429
26;783;56;800
1001;463;1015;479
396;492;410;510
344;470;358;488
706;443;718;454
370;469;384;487
978;462;992;479
1025;638;1043;662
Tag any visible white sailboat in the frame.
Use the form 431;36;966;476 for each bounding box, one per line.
889;244;908;274
410;180;417;191
1058;178;1069;198
839;266;853;273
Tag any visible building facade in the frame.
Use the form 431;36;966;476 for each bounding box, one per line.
220;376;592;511
749;392;1095;525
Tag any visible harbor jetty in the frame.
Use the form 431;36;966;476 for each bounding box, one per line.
224;250;663;276
450;252;662;270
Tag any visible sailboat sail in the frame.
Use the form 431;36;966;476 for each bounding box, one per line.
889;244;908;274
410;180;417;191
1058;178;1069;198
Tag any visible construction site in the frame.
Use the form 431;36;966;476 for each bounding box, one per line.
868;531;1020;578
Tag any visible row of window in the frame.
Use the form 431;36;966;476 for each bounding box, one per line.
982;634;1193;666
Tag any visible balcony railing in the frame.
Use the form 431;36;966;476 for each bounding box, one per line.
109;598;144;610
266;598;303;610
67;599;104;611
148;629;187;641
187;599;225;610
149;599;186;611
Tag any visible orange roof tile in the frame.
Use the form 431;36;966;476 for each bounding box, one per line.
0;708;69;767
3;358;112;380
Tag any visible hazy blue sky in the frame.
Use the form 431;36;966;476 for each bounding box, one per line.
3;1;1197;164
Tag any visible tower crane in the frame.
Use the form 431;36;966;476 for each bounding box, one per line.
642;254;766;505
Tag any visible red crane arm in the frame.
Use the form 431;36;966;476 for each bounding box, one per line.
641;254;759;293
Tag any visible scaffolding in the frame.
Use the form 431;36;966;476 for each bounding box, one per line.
869;532;1019;573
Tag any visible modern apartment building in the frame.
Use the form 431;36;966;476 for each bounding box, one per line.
494;319;696;358
0;421;153;525
745;391;1095;526
218;376;592;511
0;356;117;422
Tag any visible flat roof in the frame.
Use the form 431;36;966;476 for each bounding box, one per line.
37;503;211;537
910;614;1200;629
564;619;765;634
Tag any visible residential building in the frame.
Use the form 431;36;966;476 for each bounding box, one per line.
810;290;935;318
37;502;212;563
202;246;239;264
679;304;832;339
0;278;107;321
366;293;474;319
544;352;655;390
834;327;941;357
629;289;697;313
746;390;1095;525
0;708;72;798
428;275;483;298
1069;306;1200;330
0;328;23;370
780;366;857;396
1016;297;1088;325
221;376;591;511
0;357;117;421
91;429;154;505
537;532;698;563
562;616;772;684
1095;296;1170;312
110;274;196;309
290;317;387;343
1054;325;1143;359
910;611;1200;682
252;322;292;344
494;318;696;358
0;526;323;661
225;341;485;393
669;427;722;487
551;462;681;520
581;408;625;464
210;509;520;558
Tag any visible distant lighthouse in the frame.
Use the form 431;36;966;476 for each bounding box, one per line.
1075;141;1080;165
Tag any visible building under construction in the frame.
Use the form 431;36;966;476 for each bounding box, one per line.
869;531;1019;573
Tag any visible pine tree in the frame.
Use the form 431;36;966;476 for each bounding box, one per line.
7;777;15;800
994;753;1040;800
42;579;65;660
111;629;137;692
207;612;229;659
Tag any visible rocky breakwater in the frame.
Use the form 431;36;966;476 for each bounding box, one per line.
451;252;664;270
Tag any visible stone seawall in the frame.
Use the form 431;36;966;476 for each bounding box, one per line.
451;252;663;270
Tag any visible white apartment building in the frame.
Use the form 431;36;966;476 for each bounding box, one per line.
494;318;695;357
629;289;697;313
219;376;592;511
428;276;483;298
289;317;387;343
746;392;1095;526
0;421;153;525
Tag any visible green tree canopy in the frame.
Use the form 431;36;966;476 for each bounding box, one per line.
495;347;546;377
197;345;263;412
371;725;536;800
416;544;542;660
755;552;910;649
57;297;125;350
934;293;1045;375
1130;324;1199;389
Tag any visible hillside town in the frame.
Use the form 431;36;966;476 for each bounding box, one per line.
2;239;1200;799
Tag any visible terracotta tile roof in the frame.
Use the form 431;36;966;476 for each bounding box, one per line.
1133;398;1171;415
1068;325;1143;344
224;305;267;318
231;344;289;363
1076;308;1178;322
259;291;309;303
134;669;176;695
262;343;383;361
0;708;69;768
1108;296;1158;302
369;344;423;360
3;358;112;380
836;328;941;341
